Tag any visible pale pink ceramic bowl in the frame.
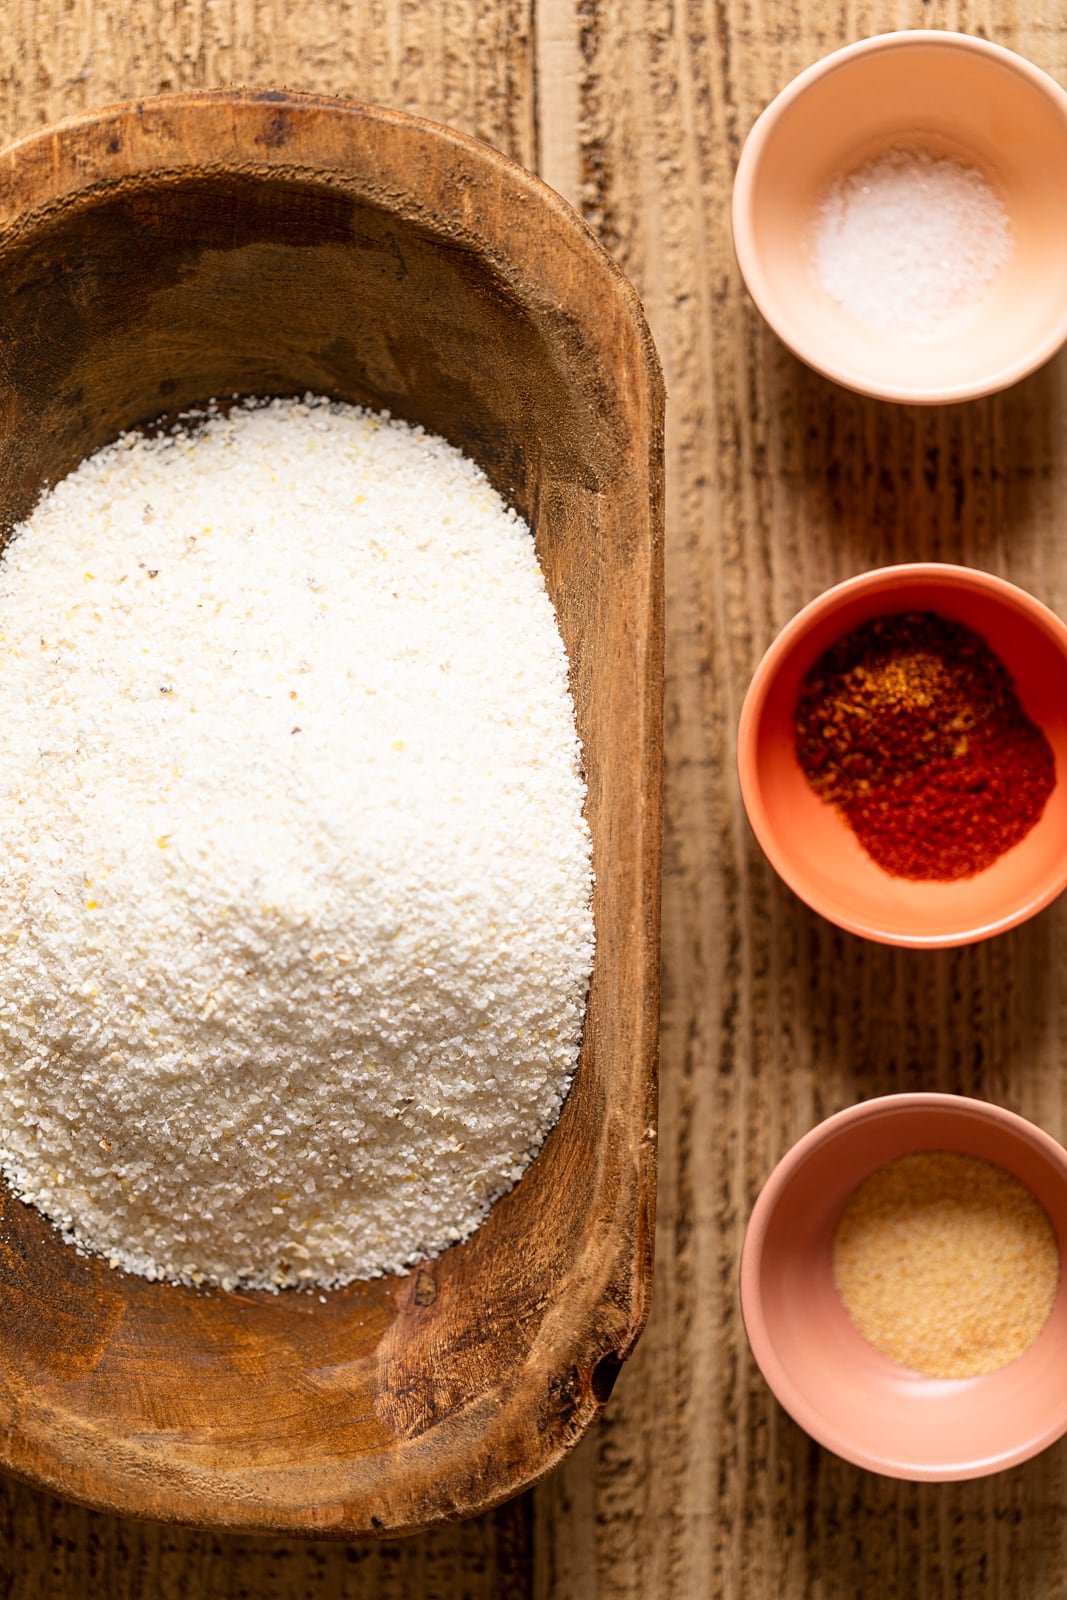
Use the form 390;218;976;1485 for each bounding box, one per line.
737;563;1067;947
732;31;1067;403
741;1094;1067;1480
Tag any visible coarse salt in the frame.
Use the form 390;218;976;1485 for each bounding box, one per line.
0;396;595;1291
812;147;1013;334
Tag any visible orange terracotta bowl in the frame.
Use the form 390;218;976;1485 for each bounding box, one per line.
731;31;1067;402
740;1093;1067;1481
737;563;1067;947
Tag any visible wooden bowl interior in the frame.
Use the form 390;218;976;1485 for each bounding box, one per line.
0;101;661;1538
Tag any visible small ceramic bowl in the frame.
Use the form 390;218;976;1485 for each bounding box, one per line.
741;1093;1067;1481
731;31;1067;403
737;563;1067;947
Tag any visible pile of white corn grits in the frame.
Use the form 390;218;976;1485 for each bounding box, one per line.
0;396;594;1290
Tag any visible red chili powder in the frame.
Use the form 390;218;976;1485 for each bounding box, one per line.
794;610;1055;880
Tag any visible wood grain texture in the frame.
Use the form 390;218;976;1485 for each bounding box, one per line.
535;1;1067;1598
2;0;1067;1594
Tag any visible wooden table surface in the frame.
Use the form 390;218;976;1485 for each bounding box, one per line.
4;1;1067;1596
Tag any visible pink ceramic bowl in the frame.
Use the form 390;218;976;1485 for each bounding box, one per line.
741;1094;1067;1480
737;563;1067;947
732;31;1067;403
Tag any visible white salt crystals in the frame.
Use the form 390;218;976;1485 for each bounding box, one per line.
812;147;1013;334
0;396;594;1290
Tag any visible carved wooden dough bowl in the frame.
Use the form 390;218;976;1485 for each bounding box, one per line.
0;93;663;1536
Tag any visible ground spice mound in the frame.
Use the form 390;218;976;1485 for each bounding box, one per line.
794;610;1055;879
0;396;594;1291
833;1151;1059;1379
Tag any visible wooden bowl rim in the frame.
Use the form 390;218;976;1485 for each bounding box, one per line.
0;88;664;1538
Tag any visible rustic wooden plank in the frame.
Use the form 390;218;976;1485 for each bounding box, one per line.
534;0;581;204
0;0;537;166
7;0;1067;1593
0;1474;535;1600
529;0;1067;1596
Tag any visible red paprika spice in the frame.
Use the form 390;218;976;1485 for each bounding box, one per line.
794;610;1055;880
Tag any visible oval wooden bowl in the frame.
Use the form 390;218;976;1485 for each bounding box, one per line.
0;92;664;1537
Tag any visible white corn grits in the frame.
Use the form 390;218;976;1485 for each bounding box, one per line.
0;396;594;1290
